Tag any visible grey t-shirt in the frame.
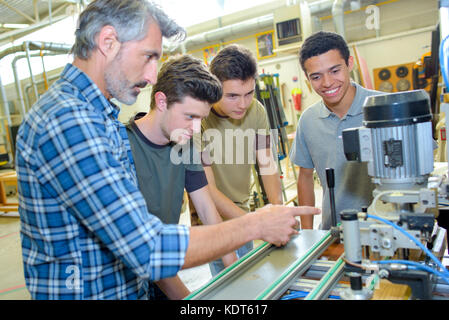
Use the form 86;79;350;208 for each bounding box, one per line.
289;82;382;229
126;113;207;224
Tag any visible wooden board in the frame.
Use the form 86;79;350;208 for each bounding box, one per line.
372;279;411;300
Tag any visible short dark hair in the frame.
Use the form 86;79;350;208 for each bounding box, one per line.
210;44;258;82
150;55;222;109
299;31;350;72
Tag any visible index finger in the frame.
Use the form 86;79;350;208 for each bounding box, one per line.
285;206;321;216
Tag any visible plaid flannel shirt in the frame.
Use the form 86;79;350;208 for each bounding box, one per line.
15;64;189;300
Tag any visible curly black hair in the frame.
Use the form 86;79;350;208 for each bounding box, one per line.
299;31;350;72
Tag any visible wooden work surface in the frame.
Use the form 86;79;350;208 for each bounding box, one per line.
371;280;411;300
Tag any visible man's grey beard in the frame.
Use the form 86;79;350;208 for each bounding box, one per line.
104;54;147;105
104;66;138;105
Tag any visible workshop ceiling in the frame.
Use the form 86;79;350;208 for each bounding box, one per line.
0;0;84;46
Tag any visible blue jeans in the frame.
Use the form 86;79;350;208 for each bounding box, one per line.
209;241;254;277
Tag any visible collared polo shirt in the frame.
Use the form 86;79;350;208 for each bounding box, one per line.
290;82;382;229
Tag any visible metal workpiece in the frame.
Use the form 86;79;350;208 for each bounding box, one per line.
340;210;362;263
185;230;336;300
340;285;373;300
339;210;374;300
358;219;422;256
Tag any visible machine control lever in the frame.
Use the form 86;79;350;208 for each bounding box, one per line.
326;168;337;228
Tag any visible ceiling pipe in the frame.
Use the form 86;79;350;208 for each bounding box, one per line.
24;42;40;101
0;40;71;165
12;52;61;115
0;40;71;60
0;41;71;117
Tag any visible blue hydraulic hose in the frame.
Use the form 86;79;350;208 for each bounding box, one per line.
373;259;449;286
281;290;341;300
366;214;449;278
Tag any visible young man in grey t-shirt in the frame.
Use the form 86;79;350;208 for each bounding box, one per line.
126;55;238;299
290;31;382;230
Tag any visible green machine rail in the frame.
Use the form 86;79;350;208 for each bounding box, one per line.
185;230;338;300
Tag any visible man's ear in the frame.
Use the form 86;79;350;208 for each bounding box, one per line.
97;25;121;62
154;92;168;112
347;55;354;72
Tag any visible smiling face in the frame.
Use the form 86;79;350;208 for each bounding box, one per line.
304;49;355;111
161;96;211;145
214;78;255;119
104;22;162;105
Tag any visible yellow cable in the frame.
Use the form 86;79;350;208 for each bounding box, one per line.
40;46;49;91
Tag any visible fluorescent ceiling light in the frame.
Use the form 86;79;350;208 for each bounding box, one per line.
0;23;30;29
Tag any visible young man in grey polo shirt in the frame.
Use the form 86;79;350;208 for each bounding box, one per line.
290;31;382;230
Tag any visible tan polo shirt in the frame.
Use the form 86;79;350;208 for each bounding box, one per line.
197;98;271;213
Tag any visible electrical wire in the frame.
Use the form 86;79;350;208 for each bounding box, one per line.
342;257;365;269
366;214;449;279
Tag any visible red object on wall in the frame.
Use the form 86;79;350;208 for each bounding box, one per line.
292;93;302;111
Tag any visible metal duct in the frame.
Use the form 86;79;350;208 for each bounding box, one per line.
300;0;313;40
311;0;335;13
165;0;336;53
188;14;273;47
332;0;346;39
165;14;273;52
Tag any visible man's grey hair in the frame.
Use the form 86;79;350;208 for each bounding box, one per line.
71;0;185;59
